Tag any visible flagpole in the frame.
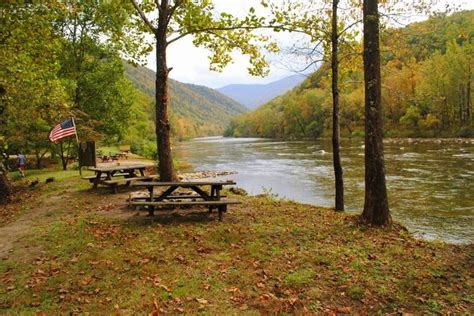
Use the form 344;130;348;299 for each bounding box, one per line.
72;117;79;145
72;117;82;177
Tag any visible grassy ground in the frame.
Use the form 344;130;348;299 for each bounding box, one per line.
0;171;472;314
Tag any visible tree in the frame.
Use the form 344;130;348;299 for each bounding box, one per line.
0;117;11;204
57;0;140;143
0;1;70;170
331;0;344;211
129;0;278;181
0;161;11;204
361;0;390;225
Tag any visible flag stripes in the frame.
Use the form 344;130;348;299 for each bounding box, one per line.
49;118;77;143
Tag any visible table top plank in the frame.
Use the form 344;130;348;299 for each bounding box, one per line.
131;200;241;206
132;180;236;187
89;164;149;172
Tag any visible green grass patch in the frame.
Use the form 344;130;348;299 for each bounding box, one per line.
0;169;472;314
10;168;84;182
285;269;315;286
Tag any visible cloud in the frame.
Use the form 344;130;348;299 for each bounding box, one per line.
147;36;300;88
145;0;474;88
145;0;300;88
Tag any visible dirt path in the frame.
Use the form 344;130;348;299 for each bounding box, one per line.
0;190;82;258
0;165;225;260
0;184;132;259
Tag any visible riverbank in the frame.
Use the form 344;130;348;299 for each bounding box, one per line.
0;169;472;314
174;137;474;244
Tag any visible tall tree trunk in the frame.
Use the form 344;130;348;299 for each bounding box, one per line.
0;87;10;203
362;0;390;225
59;140;70;171
35;148;42;169
155;1;175;181
458;84;464;125
0;161;12;204
466;63;471;123
331;0;344;211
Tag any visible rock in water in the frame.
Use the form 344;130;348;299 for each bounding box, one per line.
229;187;248;196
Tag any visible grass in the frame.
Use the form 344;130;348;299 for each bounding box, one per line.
0;173;472;314
9;168;92;182
97;146;120;155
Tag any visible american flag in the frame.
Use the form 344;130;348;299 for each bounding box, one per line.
49;118;77;143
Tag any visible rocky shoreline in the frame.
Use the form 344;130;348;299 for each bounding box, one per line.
178;170;237;181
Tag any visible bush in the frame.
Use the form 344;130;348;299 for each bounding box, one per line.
456;126;474;138
352;130;365;138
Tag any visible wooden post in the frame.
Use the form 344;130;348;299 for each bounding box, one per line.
72;117;82;176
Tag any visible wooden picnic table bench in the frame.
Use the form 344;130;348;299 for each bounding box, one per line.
131;180;240;221
85;164;156;193
119;145;131;153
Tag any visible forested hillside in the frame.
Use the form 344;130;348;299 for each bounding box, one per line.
125;64;248;138
226;10;473;139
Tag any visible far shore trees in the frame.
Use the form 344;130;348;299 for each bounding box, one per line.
362;0;391;225
129;0;279;181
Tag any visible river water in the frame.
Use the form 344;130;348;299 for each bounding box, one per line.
174;137;474;244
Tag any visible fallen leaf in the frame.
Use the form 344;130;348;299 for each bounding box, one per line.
196;298;209;305
153;298;160;311
81;276;94;286
336;306;352;313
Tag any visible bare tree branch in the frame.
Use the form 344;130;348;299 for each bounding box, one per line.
338;19;362;37
130;0;157;34
167;0;182;23
154;0;163;14
205;30;241;47
338;51;362;63
167;25;313;46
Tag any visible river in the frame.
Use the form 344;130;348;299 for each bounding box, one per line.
174;137;474;244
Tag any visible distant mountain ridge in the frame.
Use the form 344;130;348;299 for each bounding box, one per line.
124;63;248;136
224;10;474;139
217;74;306;109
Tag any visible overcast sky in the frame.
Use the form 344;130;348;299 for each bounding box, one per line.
145;0;474;89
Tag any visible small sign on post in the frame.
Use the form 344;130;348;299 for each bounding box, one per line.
78;141;96;171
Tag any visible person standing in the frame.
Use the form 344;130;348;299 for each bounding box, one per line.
17;153;26;177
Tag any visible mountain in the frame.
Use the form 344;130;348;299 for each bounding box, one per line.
217;74;306;109
225;10;474;139
124;63;248;137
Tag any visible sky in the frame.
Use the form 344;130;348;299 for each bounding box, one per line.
145;0;474;89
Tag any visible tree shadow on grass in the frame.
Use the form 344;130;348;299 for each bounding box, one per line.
124;208;219;226
83;185;143;195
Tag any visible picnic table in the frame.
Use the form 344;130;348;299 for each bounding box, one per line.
84;164;156;193
130;180;241;221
